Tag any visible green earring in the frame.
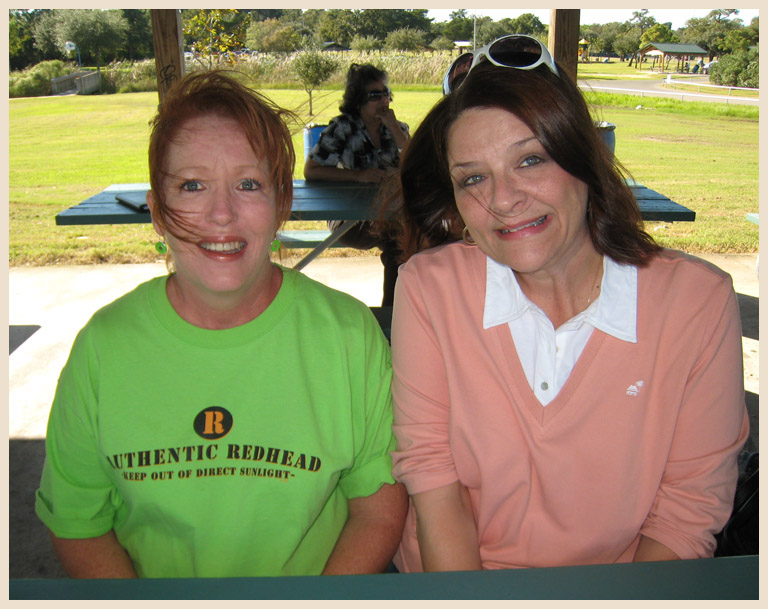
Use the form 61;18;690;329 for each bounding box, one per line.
155;240;168;254
270;238;281;252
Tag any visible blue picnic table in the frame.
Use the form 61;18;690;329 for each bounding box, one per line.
55;179;696;270
10;555;758;600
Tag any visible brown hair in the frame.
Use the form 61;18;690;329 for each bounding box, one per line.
340;63;389;115
397;61;661;265
148;70;296;238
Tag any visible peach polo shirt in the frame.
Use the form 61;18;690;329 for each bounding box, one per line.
391;242;748;571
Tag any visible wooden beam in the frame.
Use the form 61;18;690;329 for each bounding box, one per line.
548;9;580;83
150;9;185;104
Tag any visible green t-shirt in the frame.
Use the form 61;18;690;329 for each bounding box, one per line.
35;267;395;578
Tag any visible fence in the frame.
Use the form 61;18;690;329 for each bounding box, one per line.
662;75;759;99
582;83;758;106
50;71;101;95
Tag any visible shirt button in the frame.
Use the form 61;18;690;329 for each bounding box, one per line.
540;381;549;391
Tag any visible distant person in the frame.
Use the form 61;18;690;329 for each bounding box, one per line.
389;35;748;572
35;70;406;578
304;63;410;306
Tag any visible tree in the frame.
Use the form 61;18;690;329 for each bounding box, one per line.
641;23;678;46
121;9;153;61
384;27;426;51
247;18;302;53
32;9;64;61
630;9;656;35
54;9;129;68
510;13;547;37
184;9;249;68
476;18;511;47
589;22;624;57
293;51;338;115
10;9;44;70
356;9;432;42
680;10;743;60
316;9;359;47
721;28;756;54
442;10;473;42
614;29;641;62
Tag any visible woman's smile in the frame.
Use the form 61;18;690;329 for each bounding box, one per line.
497;215;549;236
198;239;247;255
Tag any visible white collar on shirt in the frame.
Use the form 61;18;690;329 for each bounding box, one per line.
482;254;638;343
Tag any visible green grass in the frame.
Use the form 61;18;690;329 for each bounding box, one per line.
9;85;757;266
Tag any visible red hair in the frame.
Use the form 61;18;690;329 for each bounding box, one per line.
148;70;296;237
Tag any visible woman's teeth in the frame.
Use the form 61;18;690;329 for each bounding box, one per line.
200;241;245;253
500;216;546;234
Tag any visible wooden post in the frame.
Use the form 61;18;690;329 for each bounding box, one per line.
548;9;580;83
150;9;185;104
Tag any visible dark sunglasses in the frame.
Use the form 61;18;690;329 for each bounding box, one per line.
442;34;559;95
366;88;392;102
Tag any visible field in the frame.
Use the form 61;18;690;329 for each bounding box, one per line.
8;80;758;266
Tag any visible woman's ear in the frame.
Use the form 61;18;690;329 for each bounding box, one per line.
146;190;164;238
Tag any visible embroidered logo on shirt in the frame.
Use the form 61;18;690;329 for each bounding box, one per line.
626;380;644;397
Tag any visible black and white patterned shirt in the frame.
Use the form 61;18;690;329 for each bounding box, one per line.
308;113;410;171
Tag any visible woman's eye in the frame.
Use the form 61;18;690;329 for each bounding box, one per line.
461;174;484;187
521;155;544;168
241;179;261;191
180;181;201;192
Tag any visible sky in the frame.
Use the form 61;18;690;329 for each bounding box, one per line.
425;8;759;29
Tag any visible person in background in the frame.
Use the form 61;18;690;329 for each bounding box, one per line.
35;70;406;578
389;35;748;572
304;63;410;306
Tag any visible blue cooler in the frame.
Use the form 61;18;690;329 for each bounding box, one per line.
303;124;327;160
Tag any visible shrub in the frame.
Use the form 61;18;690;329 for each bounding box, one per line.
738;58;759;88
350;35;382;52
9;60;77;98
384;28;426;52
709;49;759;88
101;59;157;94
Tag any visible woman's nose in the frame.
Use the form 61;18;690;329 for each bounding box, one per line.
207;189;237;224
487;176;531;218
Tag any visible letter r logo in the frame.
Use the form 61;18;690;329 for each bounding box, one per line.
204;410;225;435
193;406;233;440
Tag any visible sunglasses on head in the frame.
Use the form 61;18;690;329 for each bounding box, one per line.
366;87;392;102
442;34;559;95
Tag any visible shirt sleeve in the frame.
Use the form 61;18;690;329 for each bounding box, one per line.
390;261;460;495
337;306;397;499
639;272;749;559
307;118;348;168
34;323;119;539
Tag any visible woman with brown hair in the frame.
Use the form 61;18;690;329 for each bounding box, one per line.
305;63;410;306
36;70;406;578
390;36;748;572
